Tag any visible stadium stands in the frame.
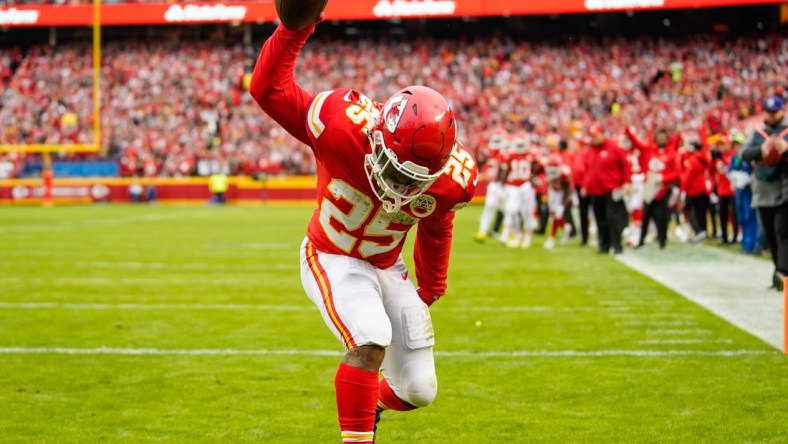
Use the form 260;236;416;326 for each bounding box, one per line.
0;32;785;177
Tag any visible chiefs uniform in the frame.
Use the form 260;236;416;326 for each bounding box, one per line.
302;88;476;290
625;128;681;248
475;135;507;241
543;156;572;248
250;23;477;437
546;162;572;221
499;139;538;248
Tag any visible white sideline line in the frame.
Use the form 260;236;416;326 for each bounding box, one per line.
617;244;785;350
0;346;774;358
0;302;589;313
637;339;734;345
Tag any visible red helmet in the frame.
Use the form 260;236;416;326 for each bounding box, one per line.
545;153;564;180
365;85;456;212
488;134;507;152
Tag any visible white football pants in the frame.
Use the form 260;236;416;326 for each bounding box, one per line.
500;183;536;242
300;238;438;407
478;181;504;235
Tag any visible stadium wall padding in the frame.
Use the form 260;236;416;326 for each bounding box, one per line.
0;176;488;205
0;177;317;204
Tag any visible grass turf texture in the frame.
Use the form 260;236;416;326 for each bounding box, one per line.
0;204;785;443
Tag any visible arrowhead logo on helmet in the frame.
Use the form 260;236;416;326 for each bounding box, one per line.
384;96;409;133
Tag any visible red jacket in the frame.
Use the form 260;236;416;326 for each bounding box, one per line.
582;139;632;196
680;149;710;197
713;150;734;198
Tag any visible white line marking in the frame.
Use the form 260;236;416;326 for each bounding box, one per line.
0;302;590;313
435;349;771;357
0;347;773;358
646;329;713;335
608;313;695;319
637;339;734;345
615;321;698;327
0;302;313;311
443;306;593;313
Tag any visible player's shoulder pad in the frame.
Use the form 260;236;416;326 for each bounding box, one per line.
445;142;479;212
306;88;373;142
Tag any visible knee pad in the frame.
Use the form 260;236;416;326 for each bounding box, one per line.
400;362;437;407
404;374;437;407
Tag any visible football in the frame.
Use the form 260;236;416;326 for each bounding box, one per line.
275;0;328;31
762;137;782;167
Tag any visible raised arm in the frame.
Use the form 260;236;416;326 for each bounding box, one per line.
625;126;650;153
249;23;316;146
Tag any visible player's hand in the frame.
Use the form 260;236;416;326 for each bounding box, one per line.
417;287;441;307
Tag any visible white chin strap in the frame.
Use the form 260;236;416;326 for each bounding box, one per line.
380;198;400;213
379;186;409;213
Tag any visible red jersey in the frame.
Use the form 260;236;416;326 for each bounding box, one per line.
531;148;548;195
482;149;507;183
559;150;575;187
680;150;710;197
504;150;535;187
712;150;734;198
548;166;572;192
250;24;477;298
625;128;679;201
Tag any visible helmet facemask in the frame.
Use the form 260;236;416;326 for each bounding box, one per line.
364;130;445;213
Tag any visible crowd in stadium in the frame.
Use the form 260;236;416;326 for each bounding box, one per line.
1;34;785;175
0;31;786;256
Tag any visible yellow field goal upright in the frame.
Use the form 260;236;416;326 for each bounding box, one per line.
0;0;101;155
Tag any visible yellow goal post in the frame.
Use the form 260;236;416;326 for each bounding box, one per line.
0;0;101;155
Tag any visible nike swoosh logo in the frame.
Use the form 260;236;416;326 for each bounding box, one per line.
343;91;353;102
472;175;479;187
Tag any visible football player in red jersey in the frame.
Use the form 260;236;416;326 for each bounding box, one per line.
625;126;680;249
499;137;538;248
543;154;573;249
474;133;507;242
250;18;478;444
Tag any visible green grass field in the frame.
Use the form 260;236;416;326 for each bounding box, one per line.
1;204;786;443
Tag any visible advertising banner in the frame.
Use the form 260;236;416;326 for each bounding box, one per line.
0;0;781;27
